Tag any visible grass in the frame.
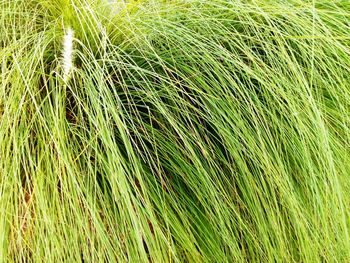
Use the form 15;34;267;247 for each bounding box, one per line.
1;0;350;261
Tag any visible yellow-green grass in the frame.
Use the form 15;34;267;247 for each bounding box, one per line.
1;0;350;262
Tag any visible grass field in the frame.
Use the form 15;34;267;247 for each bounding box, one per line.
1;0;350;262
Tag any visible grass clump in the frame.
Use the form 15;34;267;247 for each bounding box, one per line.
1;0;350;262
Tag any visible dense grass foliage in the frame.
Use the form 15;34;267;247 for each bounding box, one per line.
1;0;350;261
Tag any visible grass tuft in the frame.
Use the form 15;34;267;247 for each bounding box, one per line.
1;0;350;262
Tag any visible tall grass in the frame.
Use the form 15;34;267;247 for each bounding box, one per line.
1;0;350;261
